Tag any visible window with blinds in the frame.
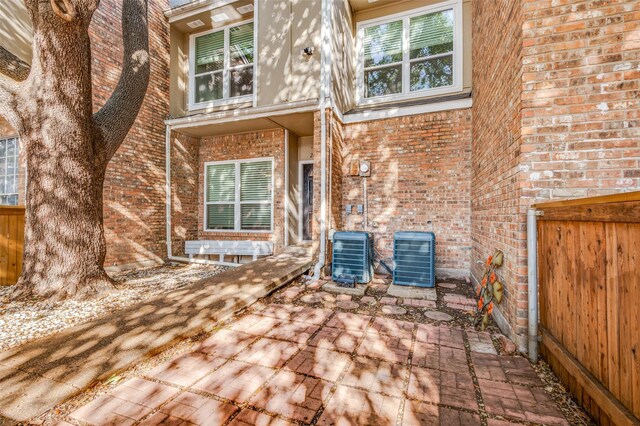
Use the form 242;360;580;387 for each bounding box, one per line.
191;21;254;108
205;159;273;232
0;137;18;206
359;4;458;101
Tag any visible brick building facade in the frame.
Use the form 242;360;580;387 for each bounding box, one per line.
471;0;526;345
94;0;170;269
342;109;473;278
1;0;638;354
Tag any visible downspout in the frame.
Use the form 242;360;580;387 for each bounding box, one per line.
284;129;290;246
527;208;542;363
165;125;173;259
312;0;332;279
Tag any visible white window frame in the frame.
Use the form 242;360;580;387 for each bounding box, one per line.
0;137;19;206
203;157;274;233
355;0;463;106
189;19;256;111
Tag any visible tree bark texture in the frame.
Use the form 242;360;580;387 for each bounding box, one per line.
0;0;150;299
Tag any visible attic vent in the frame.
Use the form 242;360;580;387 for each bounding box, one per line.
332;232;374;285
236;4;254;14
186;19;205;29
393;231;435;288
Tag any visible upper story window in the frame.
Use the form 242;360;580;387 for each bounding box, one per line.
189;20;255;110
0;137;18;206
356;1;462;105
204;158;273;232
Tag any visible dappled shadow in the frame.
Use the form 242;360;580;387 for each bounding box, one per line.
0;243;313;422
25;276;574;426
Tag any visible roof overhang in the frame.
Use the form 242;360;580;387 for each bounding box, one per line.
166;100;319;138
165;0;239;23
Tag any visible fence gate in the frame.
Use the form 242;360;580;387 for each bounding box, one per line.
535;192;640;426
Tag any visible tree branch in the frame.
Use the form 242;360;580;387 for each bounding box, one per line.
50;0;77;22
93;0;149;163
0;74;23;131
0;46;30;82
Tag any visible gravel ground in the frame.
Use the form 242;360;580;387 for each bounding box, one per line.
0;263;228;351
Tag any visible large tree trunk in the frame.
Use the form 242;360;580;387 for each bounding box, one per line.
18;139;114;299
12;12;115;299
0;0;150;299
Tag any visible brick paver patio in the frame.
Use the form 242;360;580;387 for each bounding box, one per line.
61;281;570;426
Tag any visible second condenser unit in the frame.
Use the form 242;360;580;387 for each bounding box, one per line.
393;231;436;288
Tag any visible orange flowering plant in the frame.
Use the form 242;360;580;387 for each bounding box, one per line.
475;250;504;331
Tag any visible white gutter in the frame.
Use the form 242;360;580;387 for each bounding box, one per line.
165;100;318;129
527;208;542;362
312;0;332;280
165;124;236;269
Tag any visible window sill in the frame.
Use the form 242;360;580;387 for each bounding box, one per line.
347;90;471;114
202;230;273;235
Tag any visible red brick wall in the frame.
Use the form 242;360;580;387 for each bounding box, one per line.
312;110;325;265
313;110;340;268
330;113;344;233
197;130;286;253
342;109;473;277
92;0;170;268
471;0;525;345
170;131;200;257
520;1;640;200
473;0;640;349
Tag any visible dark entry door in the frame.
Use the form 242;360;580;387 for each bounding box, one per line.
302;163;313;241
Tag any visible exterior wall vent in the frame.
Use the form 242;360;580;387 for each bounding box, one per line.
393;231;435;287
236;4;254;14
331;231;374;285
186;19;205;29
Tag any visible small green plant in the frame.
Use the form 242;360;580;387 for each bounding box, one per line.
475;250;504;331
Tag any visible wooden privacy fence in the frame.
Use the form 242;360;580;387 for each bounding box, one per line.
535;192;640;426
0;206;24;286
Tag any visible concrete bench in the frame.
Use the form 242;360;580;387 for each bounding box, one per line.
185;240;274;262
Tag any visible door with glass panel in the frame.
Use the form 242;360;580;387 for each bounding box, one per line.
301;163;313;241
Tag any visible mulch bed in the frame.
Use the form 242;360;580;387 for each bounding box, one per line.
0;263;228;351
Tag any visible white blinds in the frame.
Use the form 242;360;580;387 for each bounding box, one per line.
205;160;272;231
195;31;224;74
363;20;403;68
409;10;454;59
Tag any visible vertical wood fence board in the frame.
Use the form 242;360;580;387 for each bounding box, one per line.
618;223;633;412
8;213;18;286
0;213;9;286
536;193;640;425
629;224;640;417
0;206;25;286
605;222;621;402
